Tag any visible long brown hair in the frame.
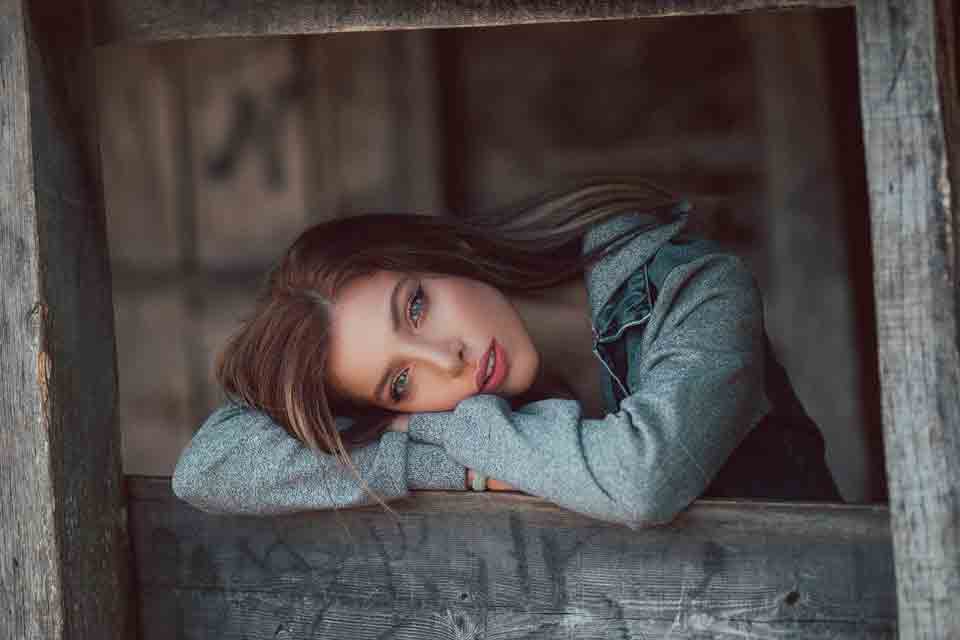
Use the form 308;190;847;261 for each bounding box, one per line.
215;177;686;520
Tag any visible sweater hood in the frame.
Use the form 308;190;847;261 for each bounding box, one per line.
581;201;692;321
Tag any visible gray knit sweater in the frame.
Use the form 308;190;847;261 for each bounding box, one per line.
172;209;771;528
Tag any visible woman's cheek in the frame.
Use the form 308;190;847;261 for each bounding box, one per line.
425;378;472;412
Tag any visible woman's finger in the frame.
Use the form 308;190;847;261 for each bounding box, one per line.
487;478;518;491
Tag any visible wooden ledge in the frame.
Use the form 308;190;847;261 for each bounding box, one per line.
93;0;854;46
127;475;894;638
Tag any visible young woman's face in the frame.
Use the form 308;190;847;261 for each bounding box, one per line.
325;270;540;412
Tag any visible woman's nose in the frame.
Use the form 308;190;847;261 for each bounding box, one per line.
408;338;465;375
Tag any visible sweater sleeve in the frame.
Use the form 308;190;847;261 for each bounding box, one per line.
408;253;772;529
172;400;467;515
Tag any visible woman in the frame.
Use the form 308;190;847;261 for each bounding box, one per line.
172;178;842;529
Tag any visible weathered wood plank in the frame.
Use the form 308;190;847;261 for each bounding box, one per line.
129;477;896;638
0;5;57;635
856;0;960;637
0;1;131;639
92;0;854;45
141;590;896;639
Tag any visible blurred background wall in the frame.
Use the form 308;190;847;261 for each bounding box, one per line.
96;8;886;504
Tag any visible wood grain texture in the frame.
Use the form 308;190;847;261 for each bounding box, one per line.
0;1;132;639
130;477;896;638
856;0;960;637
92;0;853;45
0;3;62;636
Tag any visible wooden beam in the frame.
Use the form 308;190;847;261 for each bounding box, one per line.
0;1;132;639
92;0;853;45
856;0;960;636
129;477;895;638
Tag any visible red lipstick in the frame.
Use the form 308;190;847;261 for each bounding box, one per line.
477;339;508;393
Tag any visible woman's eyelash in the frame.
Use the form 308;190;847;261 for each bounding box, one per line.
390;369;410;403
391;282;427;402
407;282;426;327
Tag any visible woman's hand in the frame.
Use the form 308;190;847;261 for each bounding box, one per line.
468;468;519;492
486;476;519;492
388;414;517;492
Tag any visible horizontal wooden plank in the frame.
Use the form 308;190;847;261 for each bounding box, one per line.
141;589;895;638
128;476;895;638
93;0;854;45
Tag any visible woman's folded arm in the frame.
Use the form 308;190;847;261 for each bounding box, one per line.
172;400;468;515
407;253;772;529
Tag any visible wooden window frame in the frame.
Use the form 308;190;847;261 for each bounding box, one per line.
1;1;955;637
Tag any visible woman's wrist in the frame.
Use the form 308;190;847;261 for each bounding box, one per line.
465;468;486;491
467;469;518;492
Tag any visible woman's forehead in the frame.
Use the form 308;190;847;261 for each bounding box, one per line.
337;270;398;299
325;272;398;398
328;272;402;343
335;269;443;299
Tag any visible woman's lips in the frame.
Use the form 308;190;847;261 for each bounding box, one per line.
477;339;508;393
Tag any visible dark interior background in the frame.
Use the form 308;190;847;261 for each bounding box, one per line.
96;8;886;503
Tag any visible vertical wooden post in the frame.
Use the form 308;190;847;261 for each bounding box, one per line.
856;0;960;636
0;1;132;638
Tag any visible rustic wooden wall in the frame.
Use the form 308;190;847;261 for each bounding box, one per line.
96;10;885;503
96;31;443;476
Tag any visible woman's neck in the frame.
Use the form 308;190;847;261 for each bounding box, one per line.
507;276;602;410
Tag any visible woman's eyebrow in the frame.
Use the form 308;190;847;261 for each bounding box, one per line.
373;276;409;403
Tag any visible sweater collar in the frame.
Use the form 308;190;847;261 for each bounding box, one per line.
581;202;691;322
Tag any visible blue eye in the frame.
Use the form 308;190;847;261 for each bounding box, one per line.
408;283;426;327
390;368;410;403
391;283;426;403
